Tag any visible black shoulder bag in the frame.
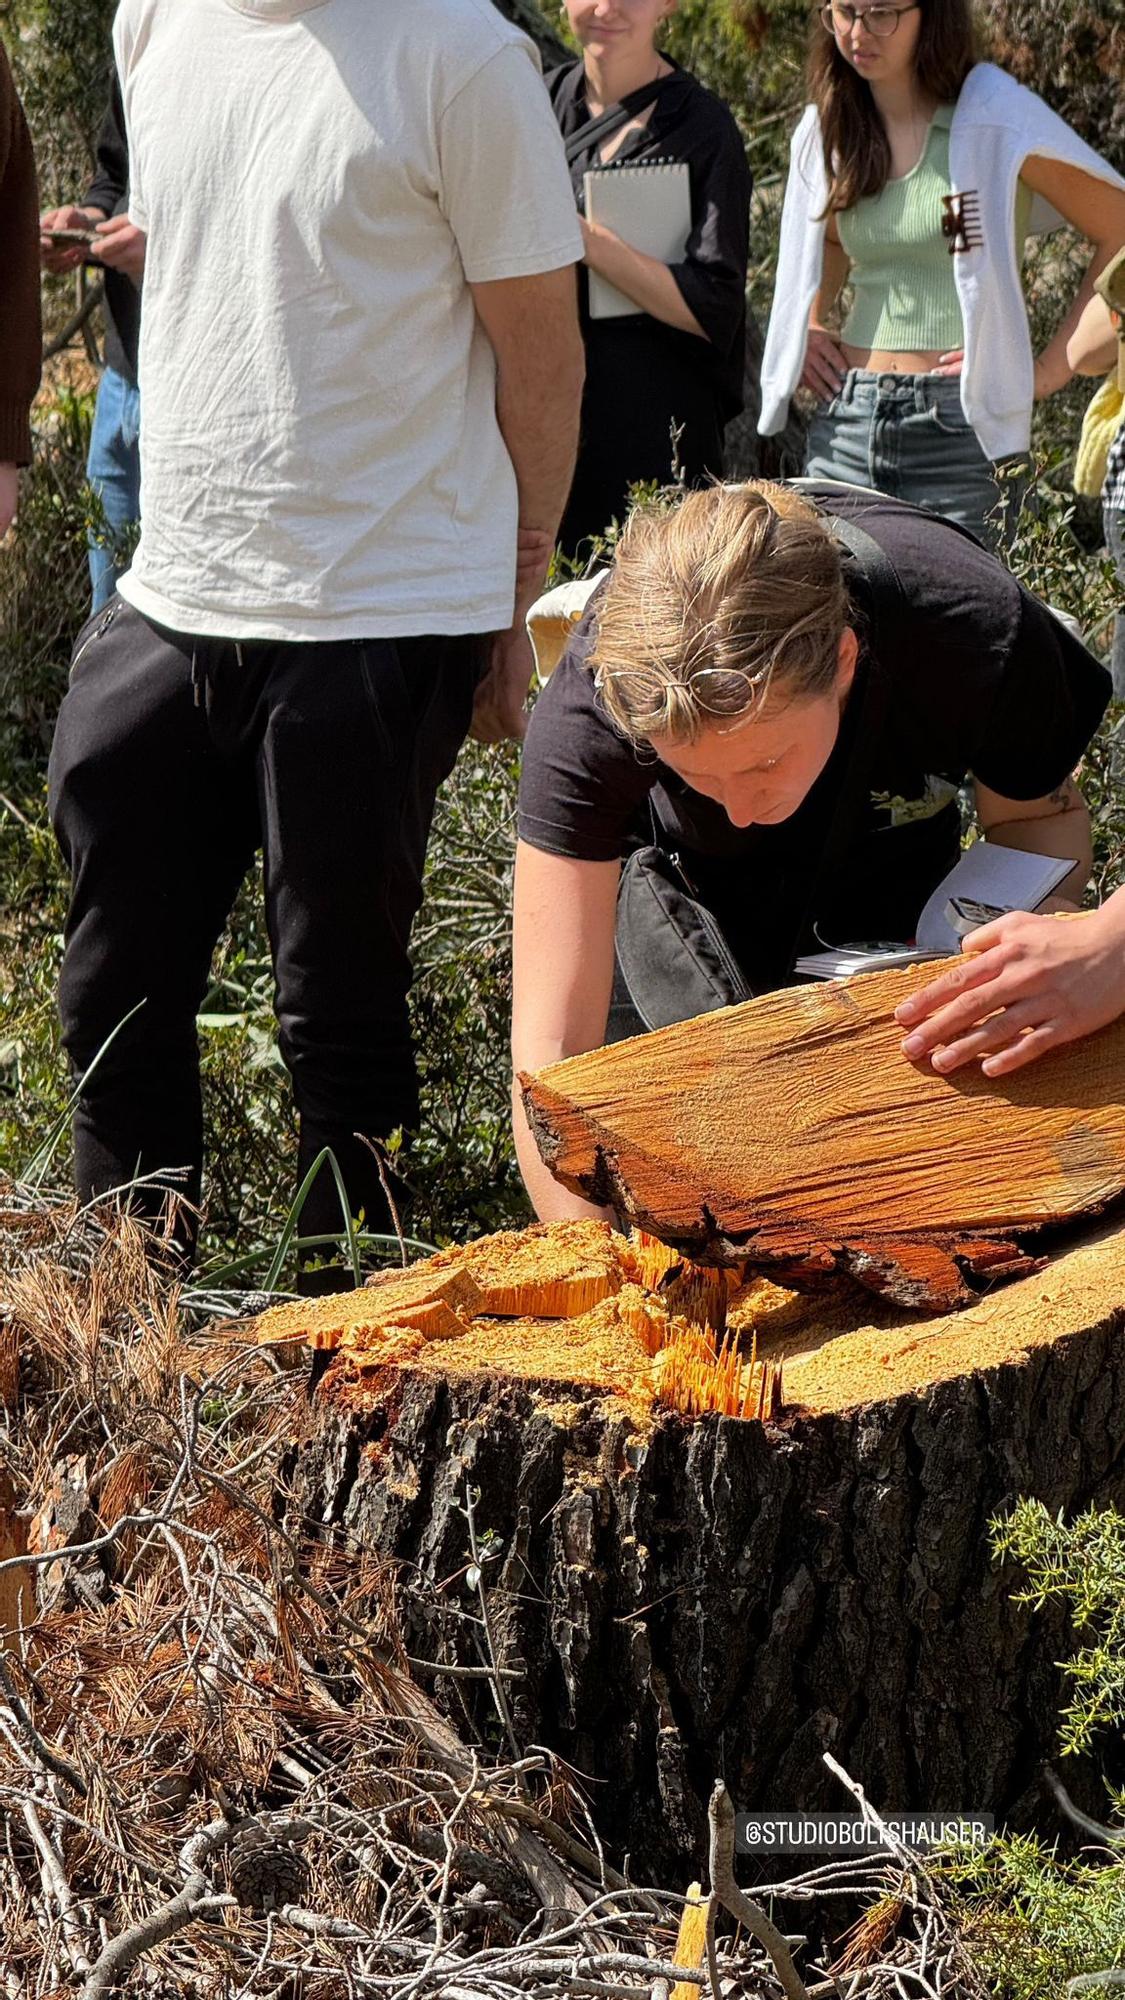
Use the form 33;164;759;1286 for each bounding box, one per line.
613;513;900;1031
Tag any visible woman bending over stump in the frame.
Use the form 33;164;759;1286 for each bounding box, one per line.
511;480;1110;1221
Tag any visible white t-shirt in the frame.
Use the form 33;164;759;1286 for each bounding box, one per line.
113;0;583;640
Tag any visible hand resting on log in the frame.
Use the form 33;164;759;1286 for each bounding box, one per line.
896;889;1125;1077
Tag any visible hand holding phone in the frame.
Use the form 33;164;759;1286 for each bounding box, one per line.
40;205;103;273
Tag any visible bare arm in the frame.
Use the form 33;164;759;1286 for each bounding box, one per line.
974;772;1092;906
814;217;850;324
801;218;852;399
1066;293;1119;377
469;268;585;742
1019;157;1125;399
511;842;619;1222
580;218;707;337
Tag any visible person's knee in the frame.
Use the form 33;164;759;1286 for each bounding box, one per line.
49;700;136;850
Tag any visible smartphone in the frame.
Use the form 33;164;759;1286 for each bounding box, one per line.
946;896;1007;938
42;226;100;246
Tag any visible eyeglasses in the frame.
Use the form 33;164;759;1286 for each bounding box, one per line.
819;2;920;36
594;662;773;727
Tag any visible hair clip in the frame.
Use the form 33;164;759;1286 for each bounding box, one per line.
941;191;983;255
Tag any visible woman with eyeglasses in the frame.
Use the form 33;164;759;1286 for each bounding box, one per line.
546;0;751;561
757;0;1125;549
511;480;1108;1222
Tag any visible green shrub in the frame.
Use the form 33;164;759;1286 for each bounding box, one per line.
0;384;92;787
984;0;1125;167
993;1499;1125;1761
937;1500;1125;2000
939;1830;1125;2000
0;0;117;200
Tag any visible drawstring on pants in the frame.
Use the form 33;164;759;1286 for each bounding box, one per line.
191;639;245;708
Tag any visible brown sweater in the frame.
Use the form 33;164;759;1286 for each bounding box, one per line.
1;41;41;465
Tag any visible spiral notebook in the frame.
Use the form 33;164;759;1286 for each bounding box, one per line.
583;160;691;320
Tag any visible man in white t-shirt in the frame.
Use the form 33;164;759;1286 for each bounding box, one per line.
47;0;584;1272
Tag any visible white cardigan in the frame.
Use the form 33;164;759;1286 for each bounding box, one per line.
758;63;1125;461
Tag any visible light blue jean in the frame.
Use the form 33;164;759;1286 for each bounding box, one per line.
804;369;1022;554
86;365;141;612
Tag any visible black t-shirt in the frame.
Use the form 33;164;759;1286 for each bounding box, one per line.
518;487;1111;991
547;58;751;422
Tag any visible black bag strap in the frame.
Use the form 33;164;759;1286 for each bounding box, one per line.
777;502;901;971
564;75;673;167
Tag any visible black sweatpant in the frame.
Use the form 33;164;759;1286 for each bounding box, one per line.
47;597;482;1260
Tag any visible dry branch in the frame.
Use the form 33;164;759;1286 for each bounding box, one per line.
707;1784;809;2000
79;1819;235;2000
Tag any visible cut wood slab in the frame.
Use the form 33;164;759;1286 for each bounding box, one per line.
520;962;1125;1311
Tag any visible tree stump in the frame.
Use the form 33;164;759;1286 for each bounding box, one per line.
277;1215;1125;1879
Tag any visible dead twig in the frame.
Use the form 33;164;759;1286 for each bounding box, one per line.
0;1649;87;1797
78;1817;236;2000
1045;1768;1125;1850
41;279;106;362
22;1797;92;1976
356;1131;409;1267
707;1782;810;2000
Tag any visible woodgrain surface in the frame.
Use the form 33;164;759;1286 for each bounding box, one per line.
521;962;1125;1306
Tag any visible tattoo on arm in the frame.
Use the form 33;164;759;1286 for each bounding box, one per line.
1048;780;1079;810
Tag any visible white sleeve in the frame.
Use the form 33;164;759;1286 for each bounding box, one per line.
758;106;828;436
112;5;148;231
438;42;584;284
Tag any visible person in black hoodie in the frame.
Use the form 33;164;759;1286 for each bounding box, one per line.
548;0;751;561
41;76;143;609
0;38;40;538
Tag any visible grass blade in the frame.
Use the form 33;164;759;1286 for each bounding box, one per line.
24;1000;147;1187
263;1147;363;1294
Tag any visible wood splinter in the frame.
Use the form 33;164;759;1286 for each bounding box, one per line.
254;1220;782;1426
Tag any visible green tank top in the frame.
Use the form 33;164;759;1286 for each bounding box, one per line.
837;106;1032;352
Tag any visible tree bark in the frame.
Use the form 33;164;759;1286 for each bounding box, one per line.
520;962;1125;1311
284;1219;1125;1882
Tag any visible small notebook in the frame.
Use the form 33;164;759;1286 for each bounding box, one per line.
793;843;1076;980
583;160;691;320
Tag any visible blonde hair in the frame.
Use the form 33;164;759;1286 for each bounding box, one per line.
591;482;850;746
